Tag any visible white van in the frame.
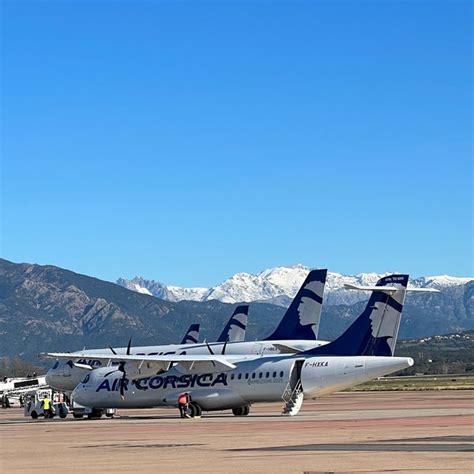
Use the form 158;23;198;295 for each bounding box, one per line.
24;389;68;419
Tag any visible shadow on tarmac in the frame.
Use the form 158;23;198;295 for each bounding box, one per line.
229;440;474;453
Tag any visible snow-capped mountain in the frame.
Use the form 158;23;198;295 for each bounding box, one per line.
116;277;207;301
117;266;473;307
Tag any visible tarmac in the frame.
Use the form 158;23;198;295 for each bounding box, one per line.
1;390;473;473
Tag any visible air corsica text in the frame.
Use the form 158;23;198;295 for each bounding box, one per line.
96;373;228;392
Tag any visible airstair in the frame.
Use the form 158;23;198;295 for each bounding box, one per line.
281;359;305;416
281;379;304;416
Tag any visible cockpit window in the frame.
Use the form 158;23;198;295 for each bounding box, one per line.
52;361;59;370
81;374;90;384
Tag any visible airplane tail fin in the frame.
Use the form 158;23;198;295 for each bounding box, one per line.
264;269;327;341
307;274;409;356
181;324;200;345
216;305;249;343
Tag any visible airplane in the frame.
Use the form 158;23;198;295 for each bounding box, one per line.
45;305;248;392
45;269;330;392
57;274;428;418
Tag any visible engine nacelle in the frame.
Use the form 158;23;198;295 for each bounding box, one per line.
164;388;246;411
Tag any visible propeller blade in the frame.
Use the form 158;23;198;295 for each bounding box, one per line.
118;361;127;399
221;338;229;355
119;372;127;399
109;346;117;355
204;340;216;367
126;338;132;355
205;340;215;355
104;369;117;377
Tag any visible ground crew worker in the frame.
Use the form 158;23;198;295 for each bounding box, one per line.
178;392;189;418
1;395;10;409
42;394;53;418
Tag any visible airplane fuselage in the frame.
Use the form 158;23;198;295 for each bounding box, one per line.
46;339;329;392
72;354;413;411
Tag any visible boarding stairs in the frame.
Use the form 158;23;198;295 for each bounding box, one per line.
281;379;304;416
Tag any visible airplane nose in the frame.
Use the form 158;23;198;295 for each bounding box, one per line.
72;384;90;406
45;370;52;386
45;368;59;388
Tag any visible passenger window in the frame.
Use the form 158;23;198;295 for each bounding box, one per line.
238;373;242;380
251;373;256;379
259;373;263;379
280;371;284;377
266;372;270;378
230;374;235;380
273;371;277;378
245;373;249;379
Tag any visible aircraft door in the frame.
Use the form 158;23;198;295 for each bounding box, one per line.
289;360;304;390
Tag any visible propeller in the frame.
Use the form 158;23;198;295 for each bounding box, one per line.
204;338;229;367
118;361;127;399
104;338;133;398
205;340;215;355
204;340;216;367
221;338;228;355
109;337;131;356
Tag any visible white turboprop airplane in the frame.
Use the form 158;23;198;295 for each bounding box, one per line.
45;268;329;392
50;275;434;418
45;305;247;392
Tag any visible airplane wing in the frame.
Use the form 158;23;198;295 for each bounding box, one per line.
344;283;440;293
343;283;399;293
41;352;237;375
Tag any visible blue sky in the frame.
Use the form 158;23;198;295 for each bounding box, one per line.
1;1;472;286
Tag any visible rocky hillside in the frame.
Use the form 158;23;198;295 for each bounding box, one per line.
0;259;472;365
0;259;285;362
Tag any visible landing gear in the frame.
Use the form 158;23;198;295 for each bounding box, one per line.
232;405;250;416
87;408;103;420
57;404;68;419
187;402;202;418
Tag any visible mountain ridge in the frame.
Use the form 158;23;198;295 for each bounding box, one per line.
0;259;472;364
118;265;473;306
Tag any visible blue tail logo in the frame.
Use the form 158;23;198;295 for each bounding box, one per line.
181;324;200;345
265;269;327;341
216;305;249;343
307;274;409;357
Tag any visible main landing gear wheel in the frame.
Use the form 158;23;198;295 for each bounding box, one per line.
87;409;103;420
232;405;250;416
187;402;202;418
